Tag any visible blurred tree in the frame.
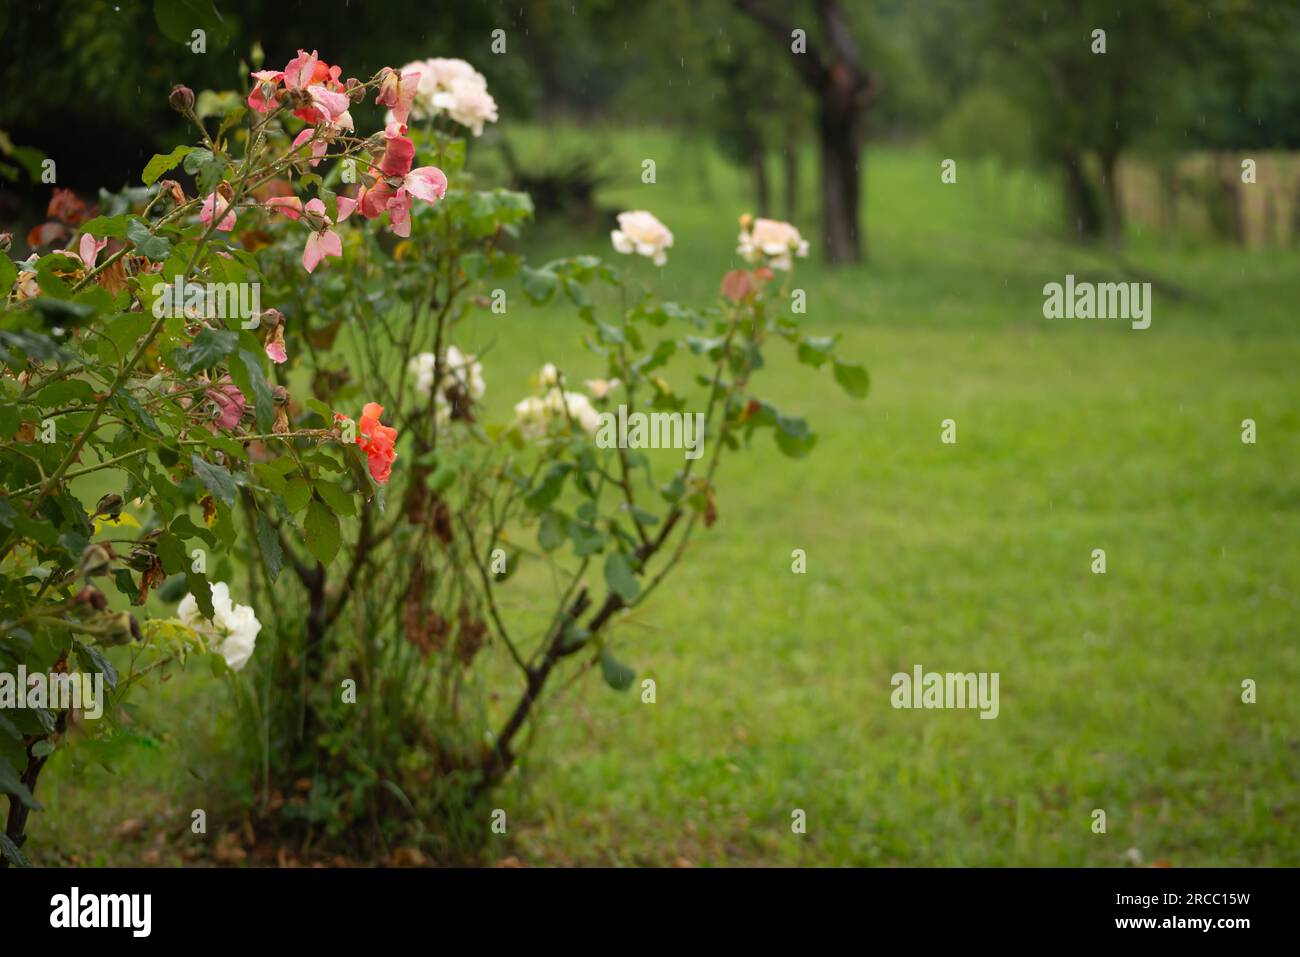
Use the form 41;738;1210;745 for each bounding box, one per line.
734;0;879;264
977;0;1298;240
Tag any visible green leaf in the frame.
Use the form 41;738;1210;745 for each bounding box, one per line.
234;349;275;433
0;831;31;868
524;463;572;511
832;360;870;399
600;649;635;691
537;512;566;551
0;254;17;296
797;336;836;368
126;218;172;261
603;551;640;602
520;266;559;304
182;148;227;196
0;756;41;810
282;476;312;513
254;510;282;583
77;642;119;691
191;454;237;508
153;0;231;47
142;146;195;185
304;498;340;565
314;480;357;518
78;214;131;238
177;328;238;373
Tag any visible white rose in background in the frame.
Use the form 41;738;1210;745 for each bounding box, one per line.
434;82;498;137
513;365;600;437
611;210;674;266
737;215;809;271
391;56;498;136
585;378;620;401
178;582;262;671
409;346;485;402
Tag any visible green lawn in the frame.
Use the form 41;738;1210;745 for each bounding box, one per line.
30;128;1300;866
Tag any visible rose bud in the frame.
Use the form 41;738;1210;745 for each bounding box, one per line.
77;543;114;578
0;232;11;252
169;84;196;115
95;492;123;519
74;585;109;611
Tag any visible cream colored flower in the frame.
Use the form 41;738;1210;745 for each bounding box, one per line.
611;210;673;266
737;217;809;271
409;346;485;402
584;378;620;401
178;582;261;671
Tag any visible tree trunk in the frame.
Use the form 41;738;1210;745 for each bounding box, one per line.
819;102;864;263
734;0;876;266
1099;148;1124;239
752;144;770;217
783;139;799;223
1062;151;1104;240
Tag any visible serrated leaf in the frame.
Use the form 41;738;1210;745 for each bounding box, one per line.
254;509;282;582
126;218;172;261
177;328;238;373
191;454;237;508
0;756;41;810
0;831;30;868
142;146;195;185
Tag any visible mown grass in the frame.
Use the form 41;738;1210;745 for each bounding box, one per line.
30;125;1300;866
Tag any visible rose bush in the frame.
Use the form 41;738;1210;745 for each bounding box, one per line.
1;47;867;863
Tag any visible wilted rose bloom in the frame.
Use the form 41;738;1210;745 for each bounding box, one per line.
611;210;673;266
737;216;809;271
261;309;287;364
178;582;261;671
376;67;422;127
207;379;246;430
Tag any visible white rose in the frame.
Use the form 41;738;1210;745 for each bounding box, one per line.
408;352;437;396
584;378;620;401
563;391;600;435
737;217;809;271
177;582;261;671
611;210;673;266
410;347;485;402
432;79;498;136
